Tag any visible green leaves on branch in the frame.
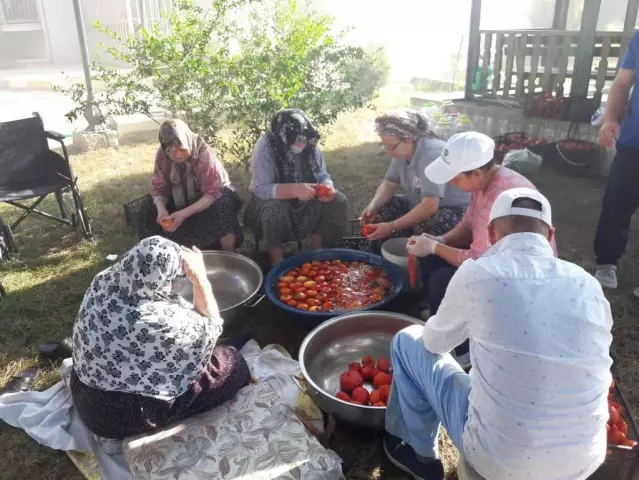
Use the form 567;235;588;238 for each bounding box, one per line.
59;0;388;168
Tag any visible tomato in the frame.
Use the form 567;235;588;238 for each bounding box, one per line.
610;405;621;424
297;303;309;310
317;269;328;276
294;292;307;301
314;275;326;283
296;276;308;283
308;270;318;277
279;287;292;295
280;276;295;283
290;282;302;289
618;420;629;435
309;305;321;312
322;301;334;310
317;292;328;300
293;287;306;294
302;263;312;270
303;280;317;289
625;440;638;448
306;289;318;298
280;294;292;302
286;300;297;306
610;430;627;445
332;260;341;265
277;281;289;289
307;298;321;306
285;270;298;277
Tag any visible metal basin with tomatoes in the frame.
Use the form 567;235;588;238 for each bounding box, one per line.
265;249;404;329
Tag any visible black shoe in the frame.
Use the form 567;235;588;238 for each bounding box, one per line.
0;368;38;396
38;337;73;361
383;433;444;480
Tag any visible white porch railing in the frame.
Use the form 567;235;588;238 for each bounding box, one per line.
473;29;635;102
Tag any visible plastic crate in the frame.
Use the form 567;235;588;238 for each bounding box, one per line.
123;195;151;227
589;381;639;480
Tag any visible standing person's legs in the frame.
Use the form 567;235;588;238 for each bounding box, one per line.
385;325;470;479
594;147;639;288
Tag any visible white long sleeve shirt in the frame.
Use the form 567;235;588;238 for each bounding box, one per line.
424;232;613;480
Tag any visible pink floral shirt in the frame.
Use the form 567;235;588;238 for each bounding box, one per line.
454;167;557;264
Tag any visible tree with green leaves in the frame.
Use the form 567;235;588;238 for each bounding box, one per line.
60;0;388;167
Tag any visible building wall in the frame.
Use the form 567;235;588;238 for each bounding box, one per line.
40;0;81;64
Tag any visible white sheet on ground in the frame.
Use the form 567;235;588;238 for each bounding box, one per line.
0;340;330;480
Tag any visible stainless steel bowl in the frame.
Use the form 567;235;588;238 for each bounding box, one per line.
298;311;423;429
176;251;264;331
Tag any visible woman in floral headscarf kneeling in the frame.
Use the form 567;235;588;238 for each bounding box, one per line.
70;236;250;440
244;109;349;265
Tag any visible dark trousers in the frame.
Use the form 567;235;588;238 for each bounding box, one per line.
594;146;639;265
419;255;469;357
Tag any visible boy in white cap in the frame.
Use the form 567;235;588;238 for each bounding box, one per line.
385;188;612;480
407;131;556;365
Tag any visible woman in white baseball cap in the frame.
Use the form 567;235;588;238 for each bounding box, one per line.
407;131;556;366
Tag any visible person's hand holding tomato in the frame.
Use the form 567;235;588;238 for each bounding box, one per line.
366;222;393;241
360;205;378;226
315;184;336;202
165;209;189;232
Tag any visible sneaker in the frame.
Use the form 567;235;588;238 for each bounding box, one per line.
383;433;444;480
594;264;618;289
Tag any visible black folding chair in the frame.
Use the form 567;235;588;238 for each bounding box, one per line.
0;113;93;249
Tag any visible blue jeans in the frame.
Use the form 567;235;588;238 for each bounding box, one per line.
385;325;471;458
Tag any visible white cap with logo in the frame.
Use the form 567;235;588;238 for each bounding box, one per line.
489;187;553;227
425;131;495;184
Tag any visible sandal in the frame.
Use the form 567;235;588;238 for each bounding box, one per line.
38;337;73;361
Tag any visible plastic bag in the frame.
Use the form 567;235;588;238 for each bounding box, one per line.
503;148;543;174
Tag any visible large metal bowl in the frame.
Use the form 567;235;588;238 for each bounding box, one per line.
298;311;423;429
176;251;263;332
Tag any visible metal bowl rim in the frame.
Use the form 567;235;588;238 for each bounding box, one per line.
265;248;405;318
298;310;424;409
200;250;264;312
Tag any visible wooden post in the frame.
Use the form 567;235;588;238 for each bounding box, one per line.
624;0;639;33
571;0;601;97
465;0;482;100
124;0;135;38
552;0;569;30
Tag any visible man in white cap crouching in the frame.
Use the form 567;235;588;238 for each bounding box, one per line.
384;188;613;480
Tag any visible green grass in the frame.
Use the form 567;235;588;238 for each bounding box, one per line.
2;86;638;480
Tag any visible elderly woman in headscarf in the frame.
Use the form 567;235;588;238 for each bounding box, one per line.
361;109;469;241
244;109;349;265
137;120;243;250
70;236;250;440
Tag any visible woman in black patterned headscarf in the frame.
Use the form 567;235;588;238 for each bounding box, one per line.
360;109;469;241
244;109;349;265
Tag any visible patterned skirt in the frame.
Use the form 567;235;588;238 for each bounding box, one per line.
243;191;349;249
137;187;244;249
71;345;251;440
378;195;466;237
